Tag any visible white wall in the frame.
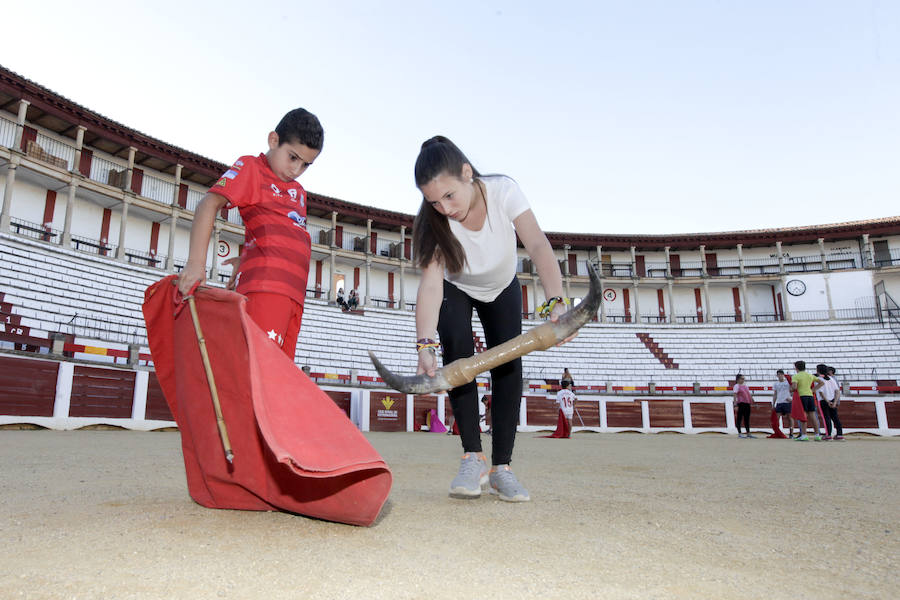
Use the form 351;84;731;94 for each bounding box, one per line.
9;179;46;224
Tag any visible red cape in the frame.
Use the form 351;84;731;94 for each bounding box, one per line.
142;276;391;526
541;409;572;438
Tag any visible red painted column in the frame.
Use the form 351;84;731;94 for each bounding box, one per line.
100;208;112;256
694;288;703;323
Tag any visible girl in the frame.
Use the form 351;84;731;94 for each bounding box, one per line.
412;136;569;502
733;373;754;438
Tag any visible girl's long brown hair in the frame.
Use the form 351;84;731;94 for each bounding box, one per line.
412;136;482;274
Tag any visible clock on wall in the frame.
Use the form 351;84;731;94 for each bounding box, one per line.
786;279;806;296
603;289;617;302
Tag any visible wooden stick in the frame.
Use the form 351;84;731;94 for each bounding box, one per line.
186;294;234;464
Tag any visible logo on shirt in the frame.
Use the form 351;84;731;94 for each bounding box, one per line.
271;184;282;196
223;169;238;180
215;178;227;187
234;160;244;169
288;188;298;202
287;211;306;228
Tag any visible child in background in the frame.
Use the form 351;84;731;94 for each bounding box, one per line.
556;379;577;438
733;373;755;438
816;364;844;440
772;369;792;437
791;360;823;441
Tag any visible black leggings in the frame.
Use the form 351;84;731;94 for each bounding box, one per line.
820;400;843;437
439;277;522;465
736;403;751;434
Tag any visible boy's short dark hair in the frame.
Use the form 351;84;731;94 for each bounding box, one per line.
794;360;806;371
561;380;570;389
776;369;784;375
275;108;324;150
735;373;744;380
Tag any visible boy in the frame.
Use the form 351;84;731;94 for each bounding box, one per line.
177;108;323;358
556;379;577;438
790;360;823;441
816;364;844;440
772;369;793;437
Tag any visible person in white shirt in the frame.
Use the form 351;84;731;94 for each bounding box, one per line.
772;369;794;437
412;136;569;503
816;364;844;440
556;380;577;438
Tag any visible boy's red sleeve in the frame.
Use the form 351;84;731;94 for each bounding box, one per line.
207;156;259;209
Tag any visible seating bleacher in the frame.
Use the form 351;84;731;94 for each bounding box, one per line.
4;232;900;388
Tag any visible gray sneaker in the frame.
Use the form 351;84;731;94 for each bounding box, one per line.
449;453;488;499
489;465;530;502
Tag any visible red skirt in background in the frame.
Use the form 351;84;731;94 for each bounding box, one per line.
142;276;392;527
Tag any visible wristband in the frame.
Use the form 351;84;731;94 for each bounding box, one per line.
416;338;441;355
539;296;569;317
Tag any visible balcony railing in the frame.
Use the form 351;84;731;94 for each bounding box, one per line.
89;155;127;187
185;188;204;212
141;173;176;205
70;233;116;257
122;246;161;268
874;248;900;267
9;217;59;243
0;115;15;147
32;132;75;171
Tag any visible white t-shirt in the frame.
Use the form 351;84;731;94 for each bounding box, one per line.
773;380;791;405
556;389;576;419
817;377;840;402
446;175;531;302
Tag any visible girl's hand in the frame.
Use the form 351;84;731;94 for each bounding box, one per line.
416;349;437;377
550;302;577;345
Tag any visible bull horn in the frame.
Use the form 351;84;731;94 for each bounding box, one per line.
369;262;603;394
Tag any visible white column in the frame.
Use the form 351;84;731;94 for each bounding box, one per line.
563;243;571;300
861;234;873;268
72;125;87;175
364;257;372;307
818;237;827;271
740;280;751;322
702;280;711;322
699;244;708;277
209;224;221;281
12;99;30;151
131;371;149;423
824;273;835;320
61;183;78;246
632;281;641;323
666;281;674;323
115;196;130;260
776;241;785;273
399;225;407;309
737;243;745;276
124;146;137;192
53;362;74;422
167;164;182;271
664;246;672;277
0;157;18;232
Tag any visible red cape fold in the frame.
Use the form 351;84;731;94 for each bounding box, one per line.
542;409;572;438
142;276;391;526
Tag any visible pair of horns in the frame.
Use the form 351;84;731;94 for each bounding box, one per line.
368;263;602;394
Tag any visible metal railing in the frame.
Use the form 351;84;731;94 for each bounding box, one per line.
140;173;176;205
89;155;127;187
65;314;147;346
70;233;116;257
184;188;204;212
33;132;75;171
0;114;15;147
874;248;900;268
9;217;60;243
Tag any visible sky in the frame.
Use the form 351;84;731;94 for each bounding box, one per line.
3;0;898;235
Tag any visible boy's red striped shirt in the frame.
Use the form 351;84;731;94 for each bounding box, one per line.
209;153;310;304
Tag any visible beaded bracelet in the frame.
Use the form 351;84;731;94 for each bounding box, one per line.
538;296;569;317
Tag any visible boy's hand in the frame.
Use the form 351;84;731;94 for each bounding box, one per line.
177;263;207;296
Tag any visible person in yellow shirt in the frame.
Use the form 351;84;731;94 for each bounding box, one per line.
790;360;824;441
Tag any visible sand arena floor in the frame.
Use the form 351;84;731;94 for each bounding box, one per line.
0;429;897;599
